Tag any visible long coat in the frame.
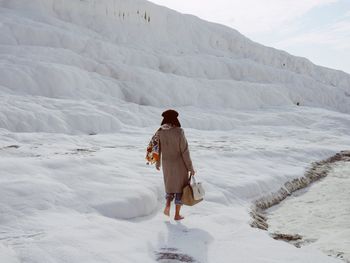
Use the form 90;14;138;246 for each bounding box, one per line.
157;127;194;193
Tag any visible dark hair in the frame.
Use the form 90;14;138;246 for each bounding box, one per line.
161;109;181;127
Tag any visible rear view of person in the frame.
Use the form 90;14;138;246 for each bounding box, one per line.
156;109;195;221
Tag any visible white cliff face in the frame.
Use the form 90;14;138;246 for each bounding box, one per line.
0;0;350;133
0;1;350;263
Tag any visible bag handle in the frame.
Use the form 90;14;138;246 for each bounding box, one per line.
188;174;197;184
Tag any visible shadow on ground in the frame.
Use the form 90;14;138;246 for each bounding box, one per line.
154;221;213;263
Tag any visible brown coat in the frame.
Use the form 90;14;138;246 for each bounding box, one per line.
157;127;194;193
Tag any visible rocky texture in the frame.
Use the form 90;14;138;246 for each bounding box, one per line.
271;233;303;248
155;248;196;262
251;151;350;216
271;233;302;241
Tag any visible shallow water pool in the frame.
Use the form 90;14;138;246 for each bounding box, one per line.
267;161;350;262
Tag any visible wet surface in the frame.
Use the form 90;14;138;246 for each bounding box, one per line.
267;161;350;262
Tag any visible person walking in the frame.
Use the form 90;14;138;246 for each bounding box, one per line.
155;109;195;221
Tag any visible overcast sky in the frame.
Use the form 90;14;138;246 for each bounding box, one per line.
149;0;350;74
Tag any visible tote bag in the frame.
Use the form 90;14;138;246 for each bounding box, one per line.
181;176;205;206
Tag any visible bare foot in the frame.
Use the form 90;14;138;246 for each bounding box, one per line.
163;206;170;216
174;215;184;221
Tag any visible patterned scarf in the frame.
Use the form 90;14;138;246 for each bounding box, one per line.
146;124;174;165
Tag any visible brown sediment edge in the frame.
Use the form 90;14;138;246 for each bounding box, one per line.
250;150;350;232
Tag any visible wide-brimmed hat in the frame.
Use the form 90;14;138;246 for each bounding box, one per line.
161;109;181;127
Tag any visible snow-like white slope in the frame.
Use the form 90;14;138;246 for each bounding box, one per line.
1;1;350;262
0;107;350;263
0;0;350;133
0;107;349;263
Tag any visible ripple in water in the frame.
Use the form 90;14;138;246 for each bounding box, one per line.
267;161;350;262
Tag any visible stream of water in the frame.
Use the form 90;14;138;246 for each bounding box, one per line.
267;161;350;262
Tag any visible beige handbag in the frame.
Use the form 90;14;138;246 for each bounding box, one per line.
181;176;204;206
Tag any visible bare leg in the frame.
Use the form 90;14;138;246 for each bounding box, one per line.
174;204;184;221
163;198;171;216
